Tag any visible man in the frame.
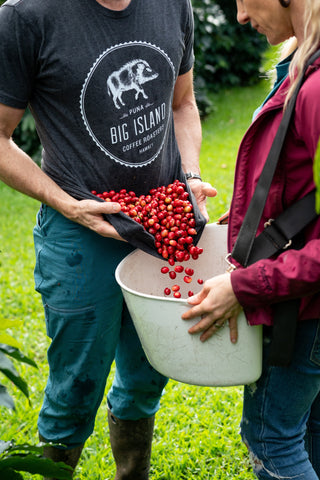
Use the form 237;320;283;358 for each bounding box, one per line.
0;0;216;478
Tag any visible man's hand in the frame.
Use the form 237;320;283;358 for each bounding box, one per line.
187;179;217;221
65;198;125;240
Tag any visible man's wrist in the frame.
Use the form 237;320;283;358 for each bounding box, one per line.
185;172;202;182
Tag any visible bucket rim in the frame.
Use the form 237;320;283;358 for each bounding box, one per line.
115;250;190;305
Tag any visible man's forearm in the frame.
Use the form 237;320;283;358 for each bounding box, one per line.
0;136;78;216
173;98;202;176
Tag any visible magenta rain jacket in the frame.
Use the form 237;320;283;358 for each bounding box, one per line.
229;57;320;326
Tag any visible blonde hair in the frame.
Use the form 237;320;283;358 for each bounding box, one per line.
280;36;298;61
285;0;320;106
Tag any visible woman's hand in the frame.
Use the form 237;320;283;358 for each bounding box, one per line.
181;273;242;343
187;179;217;221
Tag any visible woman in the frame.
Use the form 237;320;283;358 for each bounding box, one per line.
182;0;320;478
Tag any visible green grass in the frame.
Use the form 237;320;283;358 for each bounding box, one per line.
0;66;275;479
201;82;269;220
201;44;281;222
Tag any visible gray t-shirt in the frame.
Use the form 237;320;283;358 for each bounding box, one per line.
0;0;205;253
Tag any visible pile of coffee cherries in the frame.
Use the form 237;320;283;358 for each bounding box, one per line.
92;180;204;298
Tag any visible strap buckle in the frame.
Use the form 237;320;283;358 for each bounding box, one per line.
263;218;292;250
225;253;237;272
264;218;274;228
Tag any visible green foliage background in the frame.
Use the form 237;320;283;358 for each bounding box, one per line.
192;0;267;116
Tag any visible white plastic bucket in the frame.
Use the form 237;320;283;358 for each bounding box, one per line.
115;223;262;386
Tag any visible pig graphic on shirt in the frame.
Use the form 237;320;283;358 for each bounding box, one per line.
107;59;159;109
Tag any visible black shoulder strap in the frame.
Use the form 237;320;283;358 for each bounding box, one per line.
247;190;317;265
231;48;320;267
229;49;320;367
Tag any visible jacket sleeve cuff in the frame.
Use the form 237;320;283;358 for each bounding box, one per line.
230;264;273;308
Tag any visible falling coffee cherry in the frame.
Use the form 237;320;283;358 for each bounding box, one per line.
174;265;184;273
171;285;180;292
185;267;194;276
161;266;169;274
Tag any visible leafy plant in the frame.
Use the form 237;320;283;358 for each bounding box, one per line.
12;110;42;166
0;325;72;478
192;0;268;117
0;339;72;479
0;442;72;480
313;138;320;213
0;322;37;410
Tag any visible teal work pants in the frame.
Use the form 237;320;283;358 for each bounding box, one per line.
34;205;168;448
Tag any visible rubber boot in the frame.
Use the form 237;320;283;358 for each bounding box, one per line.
108;410;155;480
39;433;84;480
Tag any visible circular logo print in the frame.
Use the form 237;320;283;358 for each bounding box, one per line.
80;42;175;167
